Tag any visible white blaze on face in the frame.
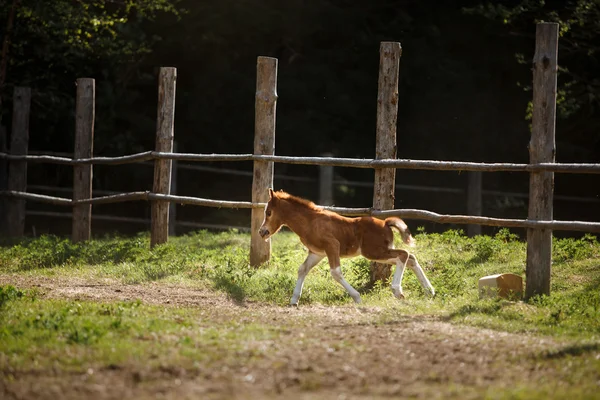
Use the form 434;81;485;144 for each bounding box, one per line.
258;206;274;240
261;208;268;229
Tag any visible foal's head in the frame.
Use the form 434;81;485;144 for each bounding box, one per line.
258;189;285;240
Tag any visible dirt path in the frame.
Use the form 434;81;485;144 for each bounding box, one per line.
0;274;585;399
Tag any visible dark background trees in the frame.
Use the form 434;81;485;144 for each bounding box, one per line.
1;0;598;236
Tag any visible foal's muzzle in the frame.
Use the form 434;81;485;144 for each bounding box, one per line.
258;227;270;240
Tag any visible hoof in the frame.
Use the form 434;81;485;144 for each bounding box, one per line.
352;296;362;304
392;288;405;300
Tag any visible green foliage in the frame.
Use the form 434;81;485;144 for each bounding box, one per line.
553;234;599;262
1;288;127;351
0;0;180;156
0;284;278;371
469;229;521;263
0;234;149;270
2;229;599;340
466;0;600;147
0;230;599;400
0;290;142;347
6;0;181;80
0;285;24;308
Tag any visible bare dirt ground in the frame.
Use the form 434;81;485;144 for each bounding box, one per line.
0;275;590;400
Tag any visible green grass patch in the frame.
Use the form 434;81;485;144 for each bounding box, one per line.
1;229;599;339
0;284;280;372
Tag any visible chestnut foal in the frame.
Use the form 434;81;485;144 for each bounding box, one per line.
258;189;435;305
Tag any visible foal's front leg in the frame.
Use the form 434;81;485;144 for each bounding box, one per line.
326;244;361;304
290;252;324;305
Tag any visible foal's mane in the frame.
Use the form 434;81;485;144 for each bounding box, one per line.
275;190;321;211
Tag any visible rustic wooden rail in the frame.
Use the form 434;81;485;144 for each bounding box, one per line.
2;189;600;233
26;210;249;232
1;24;598;299
23;170;600;203
2;151;599;173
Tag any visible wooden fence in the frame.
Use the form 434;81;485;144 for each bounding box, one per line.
1;23;600;299
16;153;600;231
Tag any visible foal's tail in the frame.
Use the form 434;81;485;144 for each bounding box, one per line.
385;217;416;247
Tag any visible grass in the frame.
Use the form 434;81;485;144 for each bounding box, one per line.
1;228;598;339
0;285;281;373
1;229;599;399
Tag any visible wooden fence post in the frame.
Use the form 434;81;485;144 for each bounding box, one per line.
7;87;31;237
250;56;277;266
0;124;7;235
526;23;558;300
72;79;95;243
319;152;334;206
467;171;482;236
169;141;178;236
151;67;177;248
371;41;401;284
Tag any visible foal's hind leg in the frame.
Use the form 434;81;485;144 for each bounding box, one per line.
290;252;324;305
362;248;414;299
388;250;410;299
407;254;435;297
391;257;408;299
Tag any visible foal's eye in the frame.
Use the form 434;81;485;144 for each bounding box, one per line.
266;210;272;217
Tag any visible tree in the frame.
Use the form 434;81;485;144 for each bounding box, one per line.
0;0;180;152
466;0;600;160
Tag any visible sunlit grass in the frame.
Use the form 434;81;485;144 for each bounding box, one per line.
1;230;600;399
0;285;281;371
1;229;599;339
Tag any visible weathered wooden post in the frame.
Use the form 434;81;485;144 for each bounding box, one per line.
7;87;31;237
250;56;277;266
526;23;558;300
168;141;178;237
72;79;94;243
0;124;7;235
319;152;334;206
371;41;401;284
151;67;176;248
467;171;482;236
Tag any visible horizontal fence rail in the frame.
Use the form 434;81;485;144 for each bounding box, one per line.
3;189;600;233
0;190;263;208
2;151;600;174
26;210;250;232
26;181;600;205
27;153;599;202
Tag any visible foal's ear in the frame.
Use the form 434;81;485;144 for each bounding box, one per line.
268;188;274;200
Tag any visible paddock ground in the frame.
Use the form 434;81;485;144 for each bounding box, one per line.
1;274;599;400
